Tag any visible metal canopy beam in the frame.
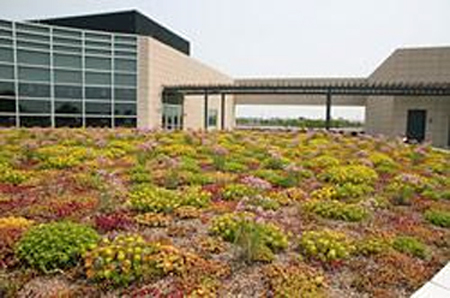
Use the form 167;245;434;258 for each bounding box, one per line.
221;93;226;130
325;91;332;131
204;90;208;130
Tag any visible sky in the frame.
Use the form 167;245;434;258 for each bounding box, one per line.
1;0;449;121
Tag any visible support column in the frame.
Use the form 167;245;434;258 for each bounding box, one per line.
204;90;209;130
221;93;226;130
325;91;332;131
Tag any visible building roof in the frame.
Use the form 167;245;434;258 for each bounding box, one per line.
369;46;450;83
32;10;190;55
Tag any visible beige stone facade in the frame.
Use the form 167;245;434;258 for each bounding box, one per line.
137;36;234;130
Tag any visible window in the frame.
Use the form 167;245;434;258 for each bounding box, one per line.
85;56;111;70
0;20;12;29
114;74;136;86
54;53;82;69
0;97;15;113
0;82;15;96
85;32;111;42
54;70;82;84
20;116;51;127
55;85;82;99
114;88;136;101
16;23;49;35
85;72;111;85
114;50;137;58
55;101;82;114
0;48;13;63
114;35;137;44
114;43;136;51
17;50;50;66
55;116;82;128
17;40;50;51
53;45;82;54
86;102;111;115
0;115;15;127
18;67;50;82
85;40;111;49
53;29;82;39
53;36;82;46
16;32;50;43
19;83;50;97
86;117;111;128
0;38;13;47
0;64;14;80
115;117;136;128
85;48;111;56
19;99;51;113
115;59;137;72
86;87;111;100
208;109;218;128
115;103;136;116
0;29;12;38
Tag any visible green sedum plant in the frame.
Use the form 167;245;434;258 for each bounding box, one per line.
304;200;368;222
424;210;450;228
16;221;100;272
393;236;429;259
356;236;392;256
320;165;378;186
221;184;258;201
299;230;355;262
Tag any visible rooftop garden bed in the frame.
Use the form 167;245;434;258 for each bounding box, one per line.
0;128;449;297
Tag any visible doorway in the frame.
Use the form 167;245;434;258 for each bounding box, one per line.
406;109;427;143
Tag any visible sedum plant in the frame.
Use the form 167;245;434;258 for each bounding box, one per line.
424;209;450;228
319;165;378;186
16;221;100;272
393;236;429;259
299;230;355;262
221;184;259;201
304;200;368;222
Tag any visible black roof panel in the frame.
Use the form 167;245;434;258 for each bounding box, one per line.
33;10;190;55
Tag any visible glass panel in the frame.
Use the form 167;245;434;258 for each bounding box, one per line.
85;56;111;70
17;50;50;66
208;109;218;127
0;97;15;113
54;53;82;69
86;102;111;115
55;101;82;114
0;115;15;127
114;43;136;51
0;65;14;80
55;117;82;128
53;36;82;46
114;50;137;58
19;99;51;113
55;85;82;99
85;40;111;49
19;83;50;98
0;47;14;63
86;117;111;128
0;82;15;96
114;74;136;86
85;48;111;56
18;67;50;82
16;32;50;43
85;32;111;42
0;29;12;38
0;38;13;47
0;20;12;29
114;35;137;44
53;45;82;54
53;28;82;39
114;117;136;128
114;88;136;101
115;59;136;72
85;72;111;86
54;70;82;84
17;40;50;50
85;87;111;100
115;103;136;116
16;23;50;34
20;116;51;127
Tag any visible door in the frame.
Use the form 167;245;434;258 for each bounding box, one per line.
406;109;427;143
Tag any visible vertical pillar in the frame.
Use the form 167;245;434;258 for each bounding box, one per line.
325;91;332;131
221;93;226;130
204;90;209;130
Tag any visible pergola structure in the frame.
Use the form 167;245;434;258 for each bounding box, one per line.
163;81;450;130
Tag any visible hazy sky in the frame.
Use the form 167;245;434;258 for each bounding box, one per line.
1;0;449;120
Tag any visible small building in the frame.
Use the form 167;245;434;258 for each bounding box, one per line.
0;10;449;148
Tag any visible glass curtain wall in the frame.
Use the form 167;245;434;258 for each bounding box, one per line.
0;19;138;128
